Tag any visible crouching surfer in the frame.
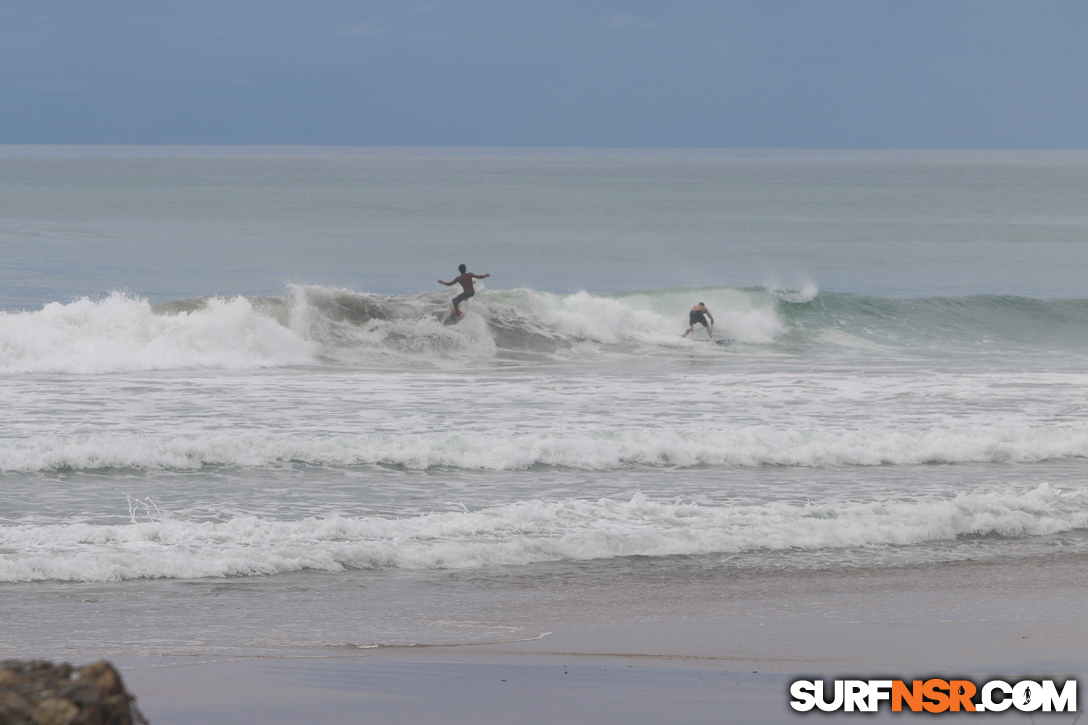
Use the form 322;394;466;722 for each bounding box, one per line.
682;302;714;339
438;264;490;318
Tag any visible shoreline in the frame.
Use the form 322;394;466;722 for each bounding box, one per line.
107;557;1086;724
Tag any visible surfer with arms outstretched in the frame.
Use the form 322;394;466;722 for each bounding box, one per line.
438;264;490;317
682;302;714;339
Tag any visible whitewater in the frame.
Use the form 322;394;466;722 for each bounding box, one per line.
3;147;1088;659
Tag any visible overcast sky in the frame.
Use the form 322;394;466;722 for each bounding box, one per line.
1;1;1086;148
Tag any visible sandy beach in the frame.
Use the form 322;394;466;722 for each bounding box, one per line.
115;556;1087;724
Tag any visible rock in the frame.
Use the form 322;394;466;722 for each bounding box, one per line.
0;659;148;725
29;697;80;725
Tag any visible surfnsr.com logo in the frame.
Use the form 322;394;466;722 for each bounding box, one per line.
789;678;1077;713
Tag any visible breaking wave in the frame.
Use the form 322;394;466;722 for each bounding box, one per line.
2;285;1087;373
1;485;1085;582
4;424;1088;472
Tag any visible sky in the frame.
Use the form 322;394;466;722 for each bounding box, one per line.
1;1;1086;148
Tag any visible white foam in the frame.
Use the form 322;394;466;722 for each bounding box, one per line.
1;485;1084;582
4;424;1088;472
0;285;794;373
291;283;788;359
0;293;317;373
604;287;786;344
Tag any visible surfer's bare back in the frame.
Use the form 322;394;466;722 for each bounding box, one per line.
682;302;714;339
438;264;490;316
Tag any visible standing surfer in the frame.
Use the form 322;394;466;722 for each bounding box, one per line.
438;264;490;317
682;302;714;339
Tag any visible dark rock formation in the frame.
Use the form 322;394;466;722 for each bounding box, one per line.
0;660;148;725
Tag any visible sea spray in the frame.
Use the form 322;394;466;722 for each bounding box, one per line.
0;292;316;373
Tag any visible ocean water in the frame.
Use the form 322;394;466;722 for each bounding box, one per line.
2;147;1088;660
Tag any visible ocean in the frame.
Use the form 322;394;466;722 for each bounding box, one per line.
2;146;1088;663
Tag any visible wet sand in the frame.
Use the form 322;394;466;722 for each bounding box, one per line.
118;557;1087;724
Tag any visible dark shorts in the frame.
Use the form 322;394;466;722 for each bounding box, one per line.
689;310;708;327
453;291;475;306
